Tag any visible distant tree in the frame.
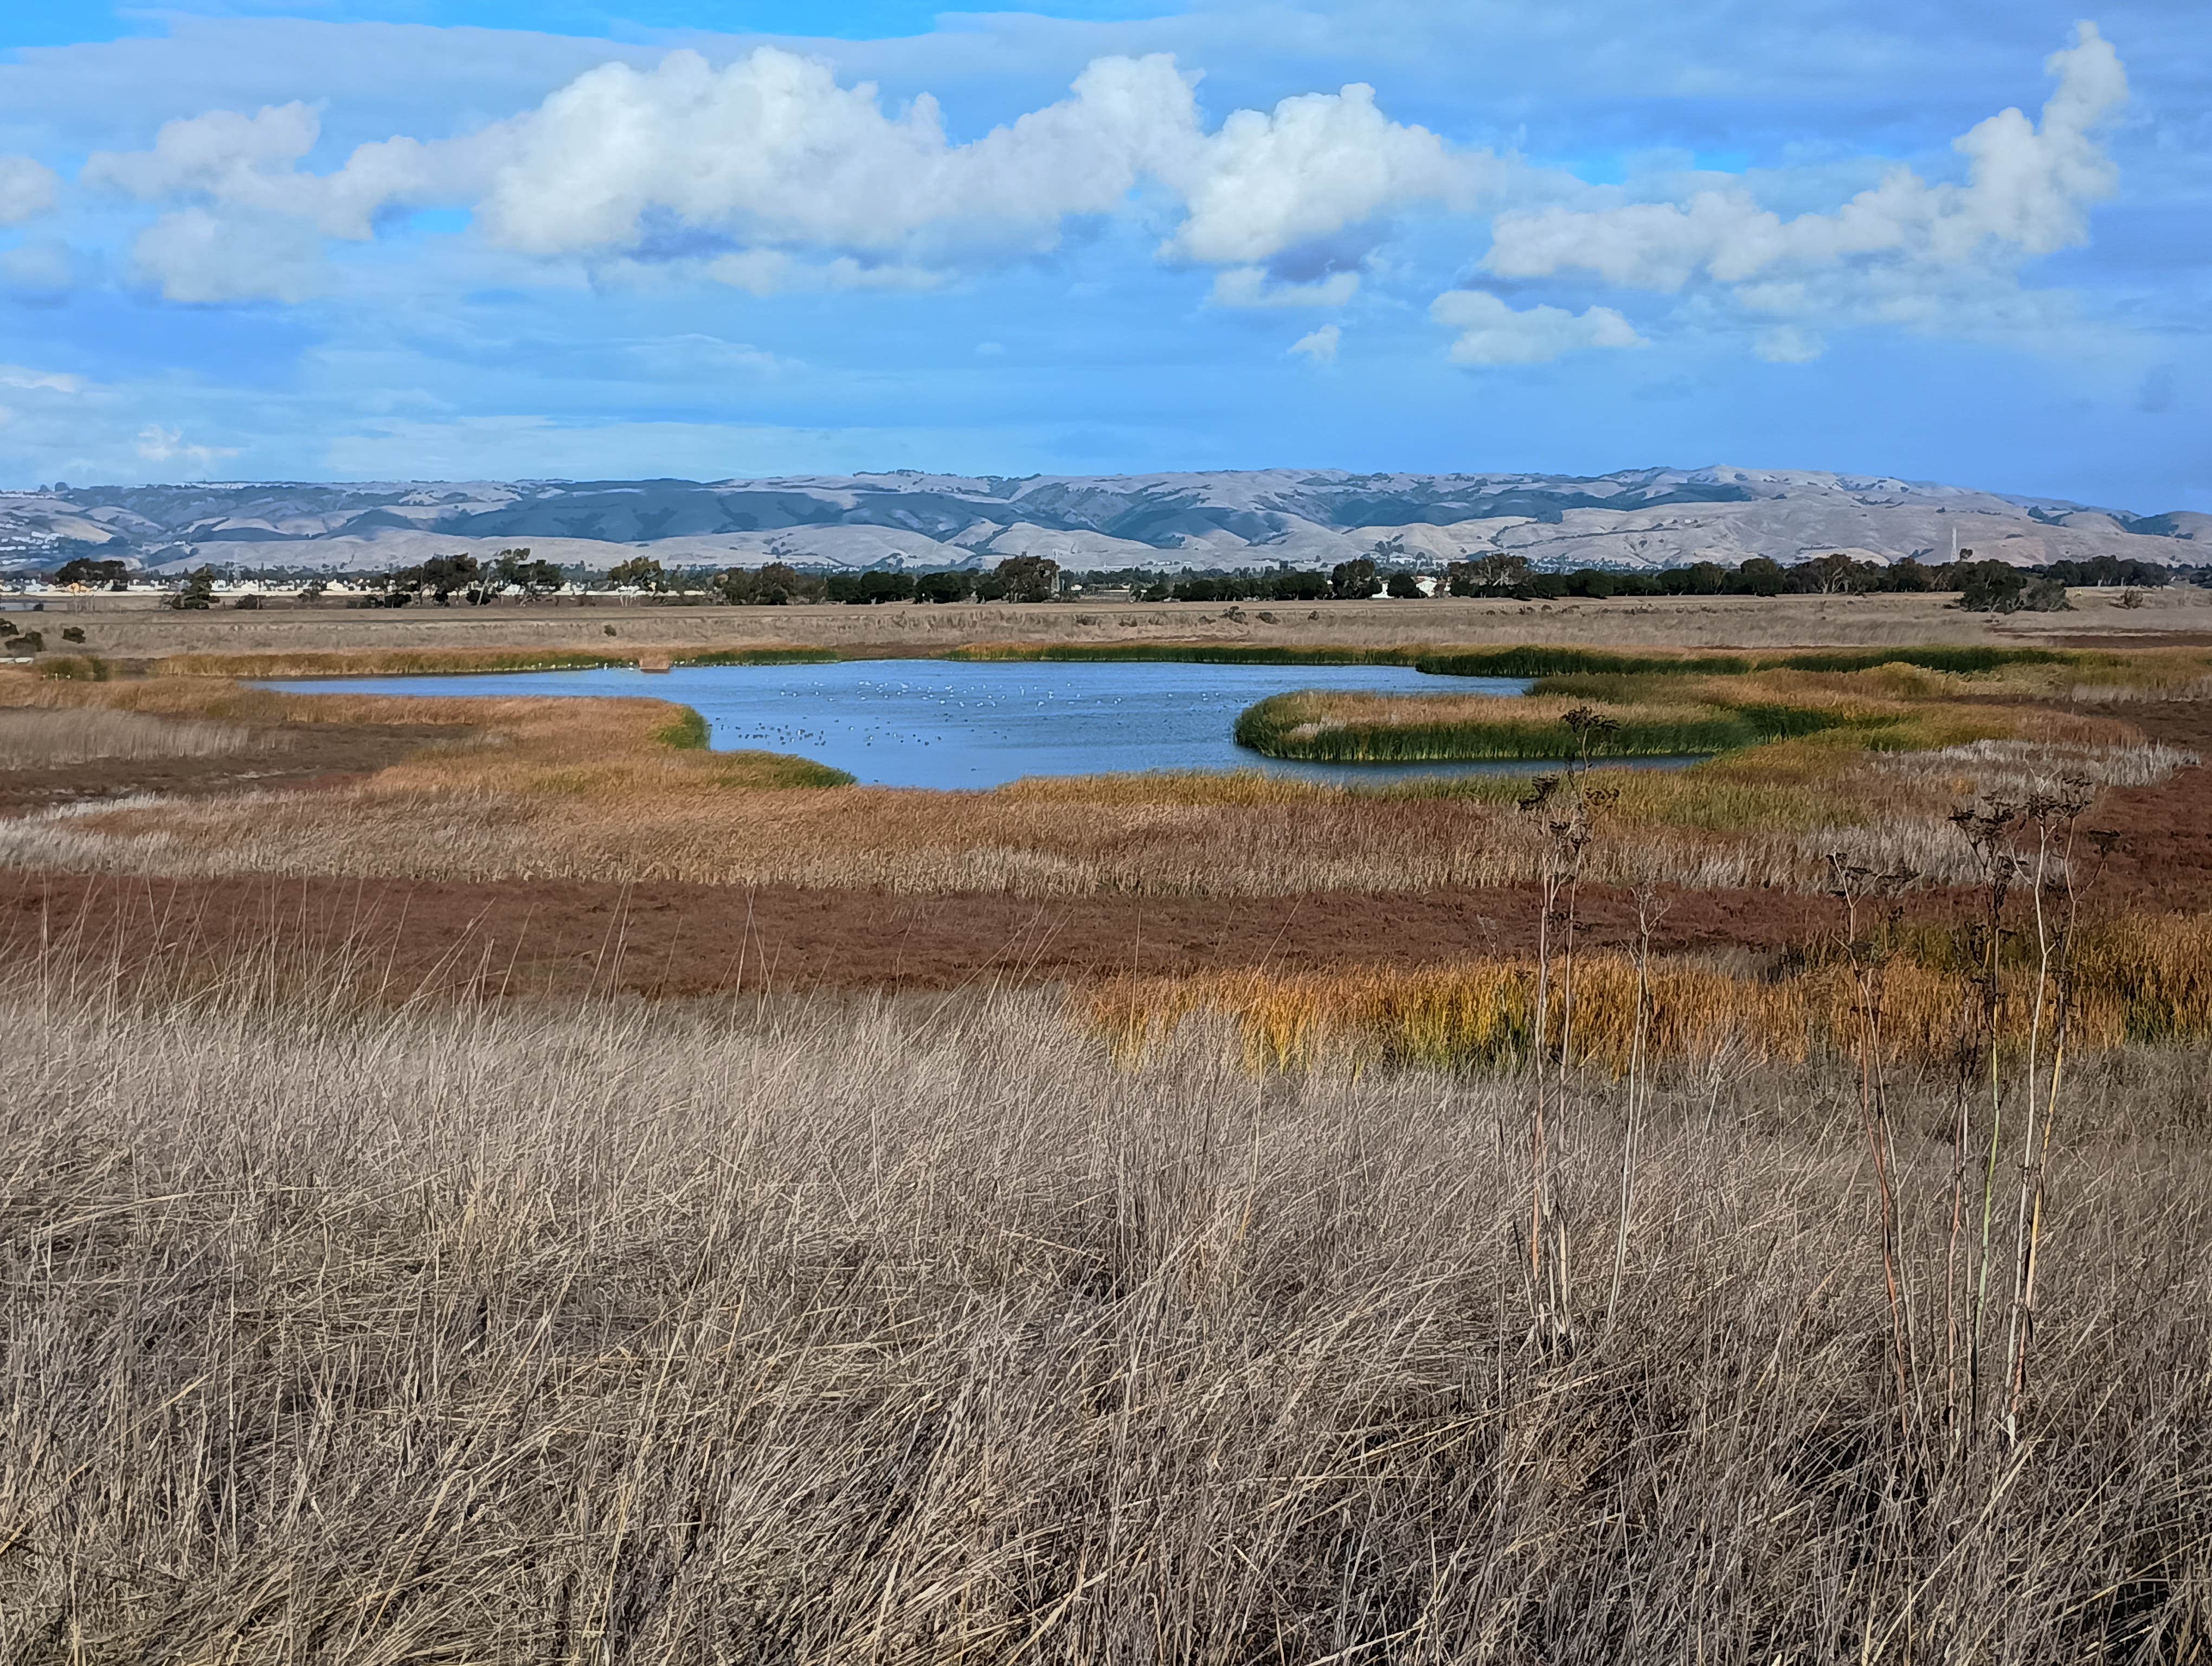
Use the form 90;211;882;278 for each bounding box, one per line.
1445;553;1531;597
753;562;818;605
1268;570;1329;603
52;557;130;590
1956;561;2028;613
856;571;917;604
1654;560;1725;596
988;555;1060;603
1734;557;1785;597
1885;558;1935;593
166;568;216;610
1797;552;1877;595
916;570;974;604
607;556;666;593
2019;576;2072;612
1385;571;1425;599
1565;570;1622;599
391;554;481;606
1329;557;1381;599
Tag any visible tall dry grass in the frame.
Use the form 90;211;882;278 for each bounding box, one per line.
0;706;281;768
3;951;2209;1660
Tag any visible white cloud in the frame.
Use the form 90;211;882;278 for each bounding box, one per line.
0;365;87;394
470;49;1199;261
0;155;59;226
1430;289;1644;365
84;102;445;240
1289;322;1340;363
1159;81;1490;265
702;249;951;296
137;424;242;471
76;46;1504;291
1210;266;1360;307
1484;23;2125;304
130;208;324;304
1755;324;1824;363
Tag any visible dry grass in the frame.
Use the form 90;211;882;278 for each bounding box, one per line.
0;729;2183;898
0;656;2199;900
0;706;280;768
1088;912;2212;1074
4;946;2210;1659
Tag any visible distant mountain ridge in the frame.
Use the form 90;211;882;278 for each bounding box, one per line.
3;466;2206;576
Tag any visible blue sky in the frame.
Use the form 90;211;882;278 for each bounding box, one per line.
0;1;2205;509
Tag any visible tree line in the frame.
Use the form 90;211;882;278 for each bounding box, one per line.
38;546;2204;618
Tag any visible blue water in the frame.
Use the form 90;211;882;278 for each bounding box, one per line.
264;659;1548;790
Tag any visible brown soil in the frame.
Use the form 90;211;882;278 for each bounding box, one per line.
2066;700;2212;913
3;870;1854;999
0;721;455;815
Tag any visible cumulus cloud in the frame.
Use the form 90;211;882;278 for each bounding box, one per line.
0;155;59;226
77;47;1502;291
1159;81;1488;265
84;102;443;239
1289;322;1341;363
1483;23;2125;305
1211;266;1360;306
130;208;324;304
1430;289;1644;366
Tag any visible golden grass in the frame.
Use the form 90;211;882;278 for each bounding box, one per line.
0;650;2201;900
1090;914;2212;1075
0;706;281;768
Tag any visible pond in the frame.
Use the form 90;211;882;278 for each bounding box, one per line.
265;659;1551;789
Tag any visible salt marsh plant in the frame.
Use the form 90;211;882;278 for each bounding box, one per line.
5;937;2210;1659
0;706;282;768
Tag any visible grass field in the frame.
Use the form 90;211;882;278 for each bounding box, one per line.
2;646;2203;897
0;705;281;768
6;944;2210;1661
7;610;2212;1657
32;582;2212;664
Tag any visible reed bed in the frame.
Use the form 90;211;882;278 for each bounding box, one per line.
1236;665;2160;766
0;706;281;768
4;946;2209;1660
1089;913;2212;1074
1239;689;1791;761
